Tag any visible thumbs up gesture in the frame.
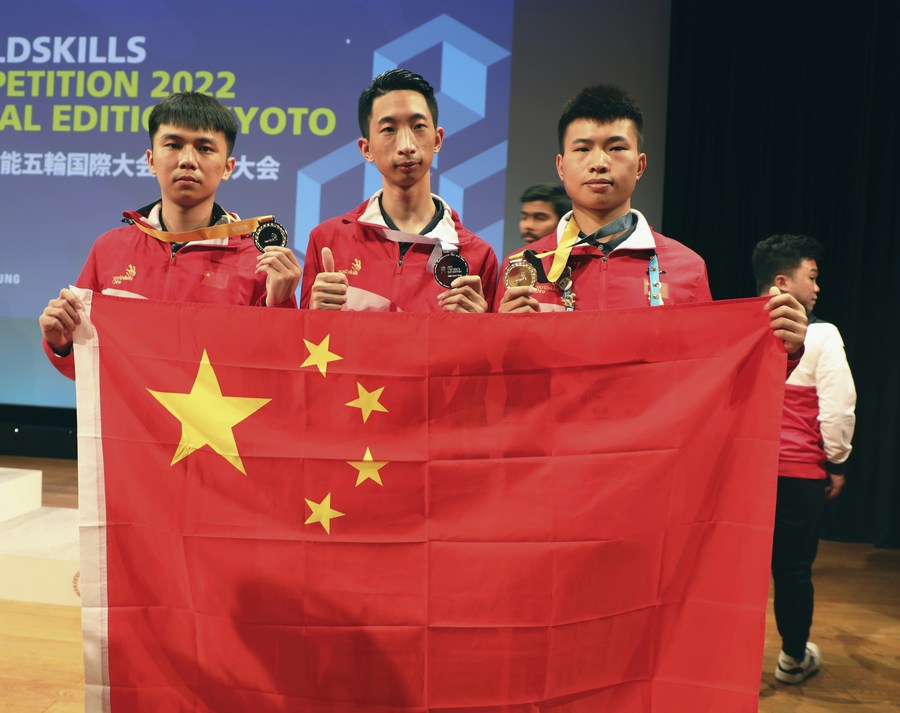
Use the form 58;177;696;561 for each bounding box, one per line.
309;246;349;310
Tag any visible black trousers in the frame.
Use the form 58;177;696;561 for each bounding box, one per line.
771;475;827;661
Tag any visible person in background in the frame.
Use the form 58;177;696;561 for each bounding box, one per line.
753;233;856;685
519;183;570;244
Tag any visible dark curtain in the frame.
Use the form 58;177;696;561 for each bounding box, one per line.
664;0;900;546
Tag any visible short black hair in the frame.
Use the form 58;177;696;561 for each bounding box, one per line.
752;234;824;293
557;84;644;153
148;92;239;155
519;183;571;220
358;68;439;139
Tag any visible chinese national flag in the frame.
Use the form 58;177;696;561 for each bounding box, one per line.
73;293;784;712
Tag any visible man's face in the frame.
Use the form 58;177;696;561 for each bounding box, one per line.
778;258;820;312
556;118;646;219
147;124;234;210
358;90;443;189
519;200;560;243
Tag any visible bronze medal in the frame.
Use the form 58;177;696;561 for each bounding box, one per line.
503;260;538;288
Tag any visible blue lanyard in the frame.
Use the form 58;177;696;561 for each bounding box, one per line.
648;254;663;306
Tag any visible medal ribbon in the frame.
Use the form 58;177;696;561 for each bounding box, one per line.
509;212;635;282
358;192;460;271
130;214;275;244
371;227;458;270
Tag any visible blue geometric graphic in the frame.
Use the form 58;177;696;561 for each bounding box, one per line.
373;14;510;134
294;13;511;259
439;140;508;247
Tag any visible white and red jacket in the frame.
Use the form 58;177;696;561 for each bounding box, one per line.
300;192;499;311
779;315;856;479
496;210;712;311
43;201;297;379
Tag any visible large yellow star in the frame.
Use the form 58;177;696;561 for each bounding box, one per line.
300;335;342;377
147;350;270;475
304;493;345;534
347;447;388;486
345;382;389;423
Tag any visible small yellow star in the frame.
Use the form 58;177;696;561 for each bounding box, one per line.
300;335;343;377
147;350;270;475
347;447;388;486
304;493;345;534
345;382;389;423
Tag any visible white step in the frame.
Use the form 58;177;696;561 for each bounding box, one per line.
0;467;42;523
0;506;80;606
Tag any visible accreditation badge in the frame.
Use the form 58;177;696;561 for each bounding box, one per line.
556;270;573;293
252;220;288;251
433;252;469;288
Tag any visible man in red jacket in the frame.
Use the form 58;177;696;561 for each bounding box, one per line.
496;85;807;356
753;234;856;684
39;92;302;379
300;69;498;313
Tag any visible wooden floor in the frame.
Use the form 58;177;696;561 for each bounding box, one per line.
1;456;899;712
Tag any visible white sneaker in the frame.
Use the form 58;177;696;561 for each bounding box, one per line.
775;642;821;684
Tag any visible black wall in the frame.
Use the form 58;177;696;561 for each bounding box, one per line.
664;0;900;546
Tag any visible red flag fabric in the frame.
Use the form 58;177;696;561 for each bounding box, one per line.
73;292;785;712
